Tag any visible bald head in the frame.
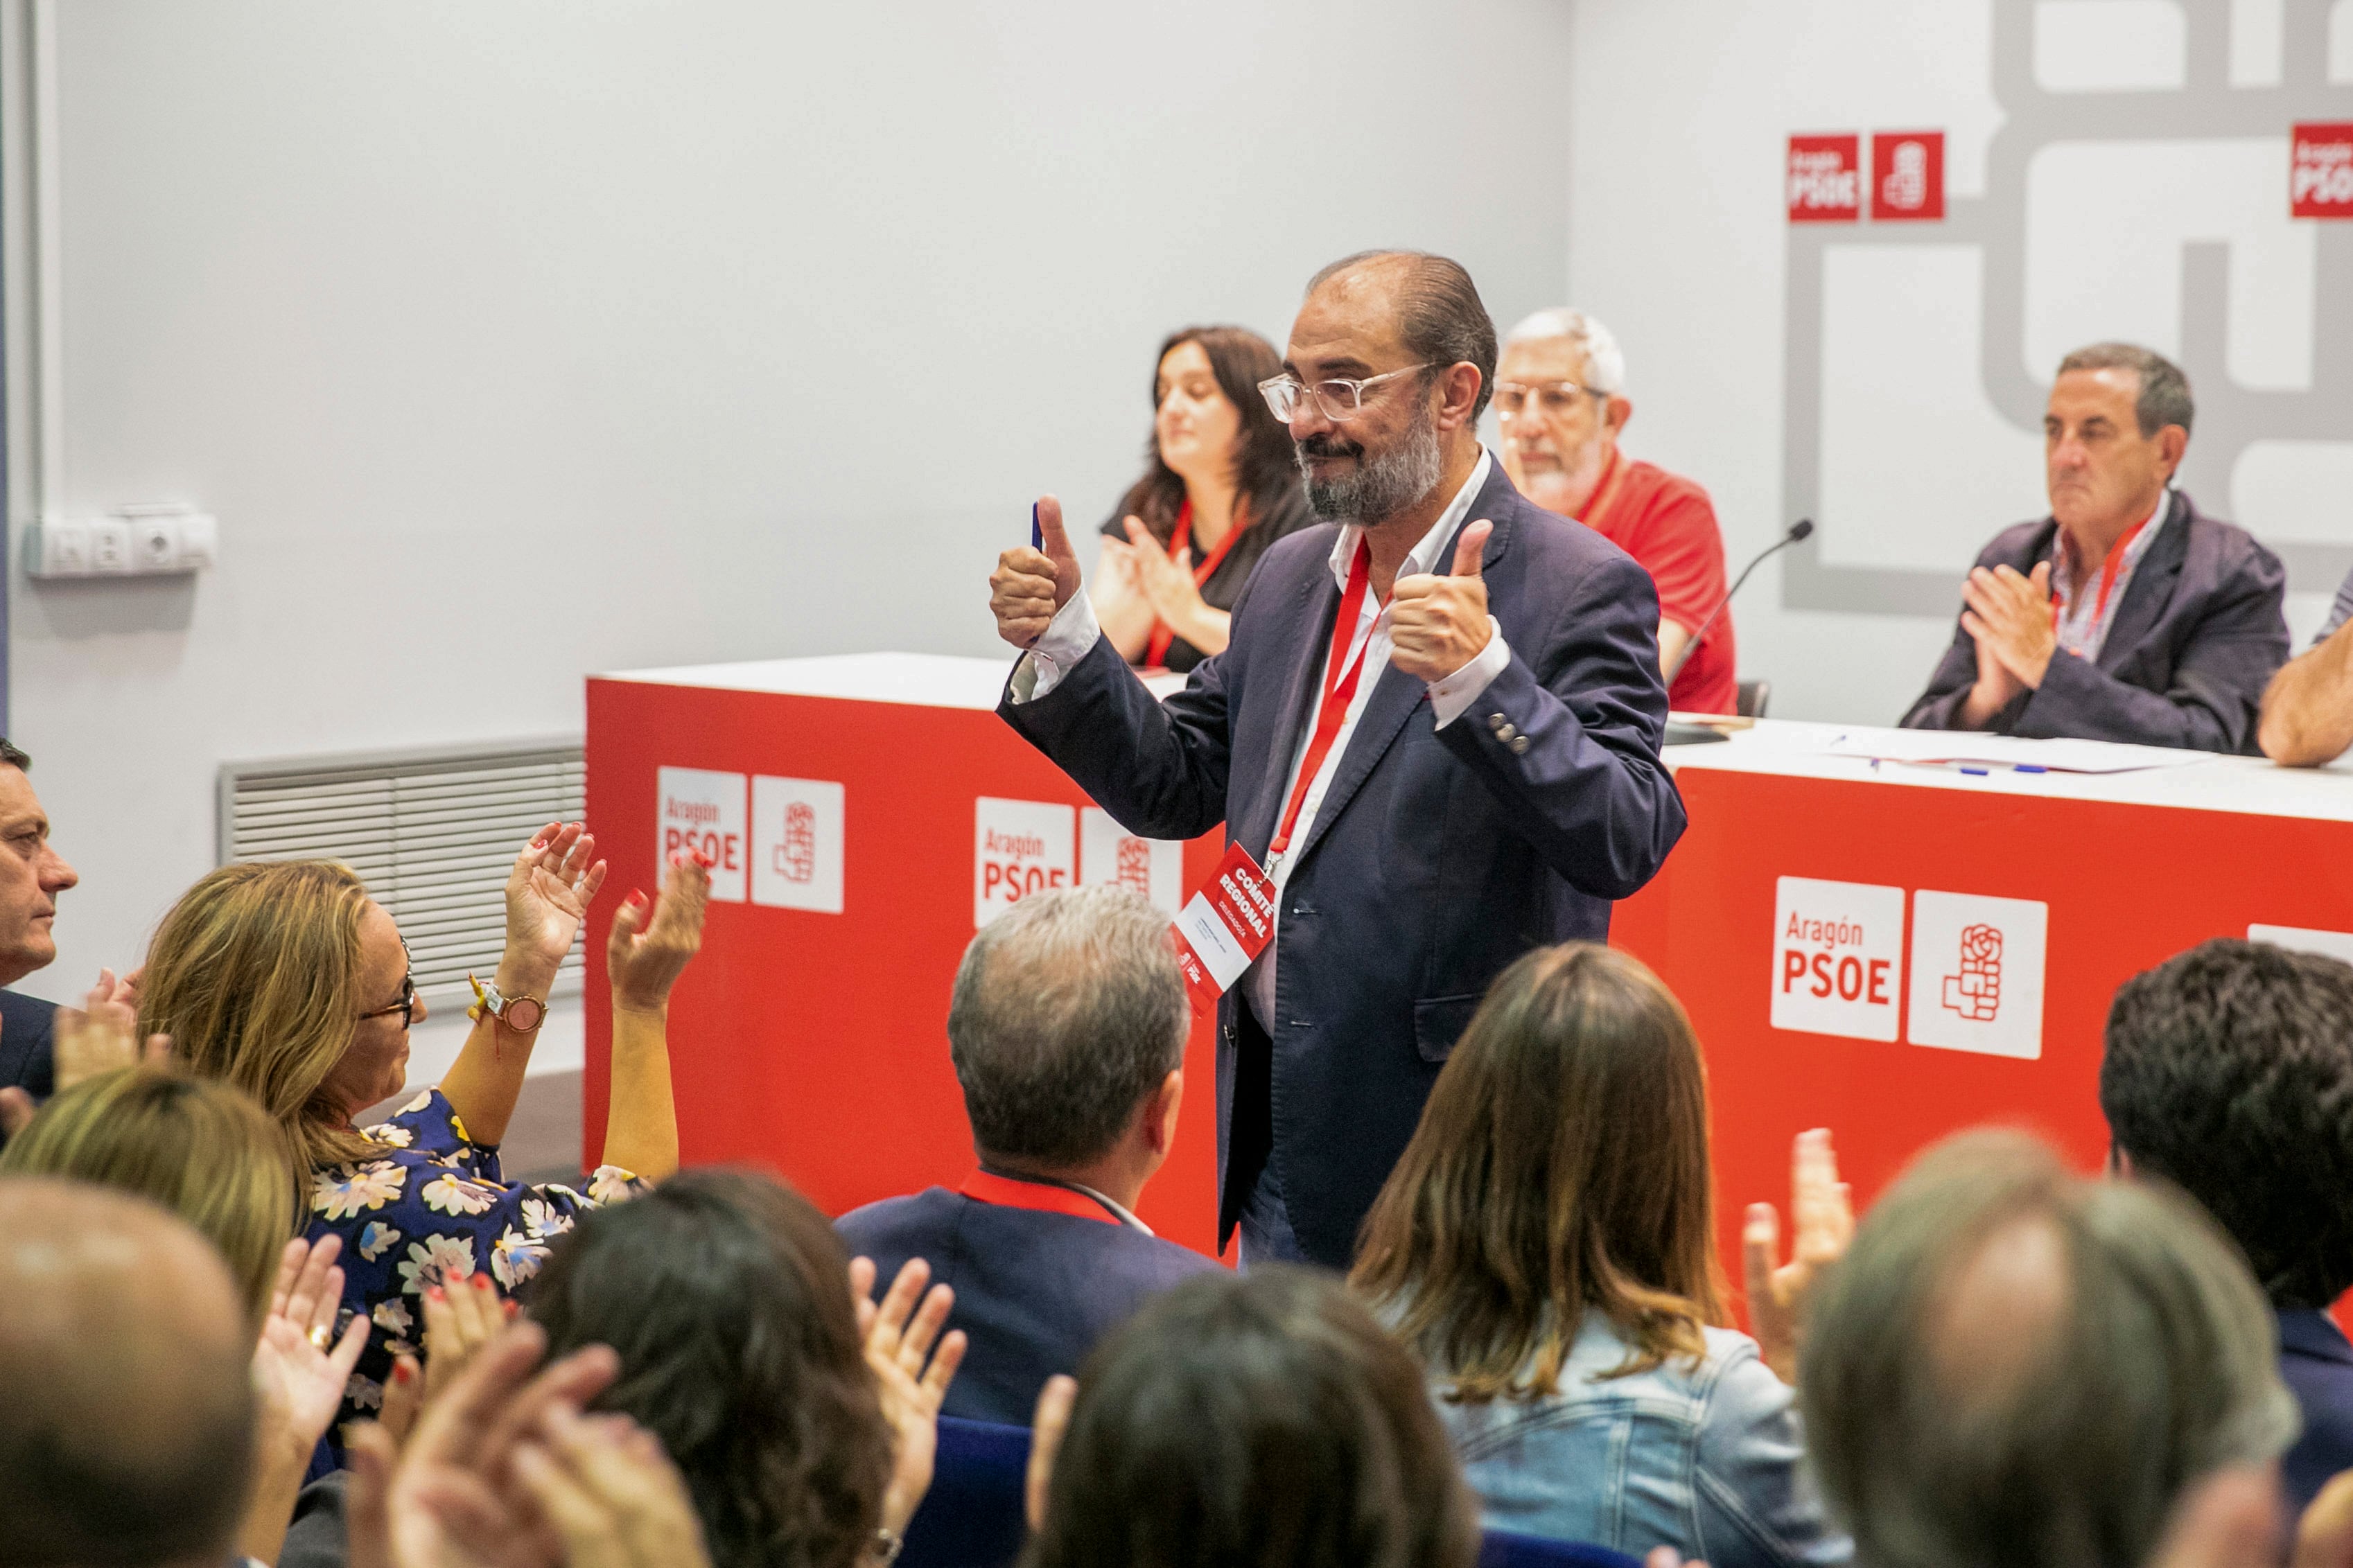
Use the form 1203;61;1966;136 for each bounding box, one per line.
1801;1131;2296;1568
0;1177;256;1568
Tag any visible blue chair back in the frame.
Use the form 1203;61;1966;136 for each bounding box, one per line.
898;1415;1031;1568
1479;1526;1645;1568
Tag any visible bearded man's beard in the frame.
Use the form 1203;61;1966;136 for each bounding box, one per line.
1297;405;1443;526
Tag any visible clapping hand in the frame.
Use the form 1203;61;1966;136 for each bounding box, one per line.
1121;517;1207;626
238;1233;374;1562
346;1323;624;1568
512;1405;713;1568
54;969;170;1091
1389;520;1494;682
990;496;1083;650
1024;1373;1078;1532
503;824;609;992
383;1271;516;1447
1742;1127;1853;1385
607;854;710;1016
849;1255;968;1540
1961;561;2058;693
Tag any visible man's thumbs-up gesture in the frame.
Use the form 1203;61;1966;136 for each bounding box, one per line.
990;495;1085;650
1388;519;1494;681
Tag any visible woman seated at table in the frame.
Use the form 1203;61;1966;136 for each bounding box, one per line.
139;821;710;1436
1352;944;1851;1568
1092;325;1313;671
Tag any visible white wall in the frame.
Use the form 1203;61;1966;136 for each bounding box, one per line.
1564;0;2353;725
4;0;1577;997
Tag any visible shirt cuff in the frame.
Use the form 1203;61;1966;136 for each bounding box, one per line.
1009;592;1104;704
1428;619;1510;730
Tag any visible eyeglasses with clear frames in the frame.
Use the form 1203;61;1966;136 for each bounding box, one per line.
1493;380;1610;420
1257;363;1433;423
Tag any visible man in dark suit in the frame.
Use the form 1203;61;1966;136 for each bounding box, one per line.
2099;937;2353;1515
836;886;1217;1424
0;739;76;1135
1902;343;2287;752
987;252;1684;1269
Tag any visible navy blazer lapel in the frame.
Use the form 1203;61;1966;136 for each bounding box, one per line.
2096;491;2189;674
1238;555;1343;861
1286;486;1519;874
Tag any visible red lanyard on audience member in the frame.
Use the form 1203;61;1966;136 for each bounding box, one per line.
1265;537;1379;872
1144;498;1251;667
960;1168;1122;1226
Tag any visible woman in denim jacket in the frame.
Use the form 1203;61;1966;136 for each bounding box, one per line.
1353;944;1852;1568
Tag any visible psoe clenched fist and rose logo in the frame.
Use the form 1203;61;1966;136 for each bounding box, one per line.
1771;877;2048;1059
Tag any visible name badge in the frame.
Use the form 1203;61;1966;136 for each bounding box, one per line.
1172;841;1276;1012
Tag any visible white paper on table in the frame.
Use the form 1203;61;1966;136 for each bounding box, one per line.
1817;731;2214;775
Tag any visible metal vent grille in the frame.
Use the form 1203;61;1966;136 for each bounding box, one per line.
219;738;586;1001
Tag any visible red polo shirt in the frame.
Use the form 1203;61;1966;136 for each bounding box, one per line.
1575;449;1737;715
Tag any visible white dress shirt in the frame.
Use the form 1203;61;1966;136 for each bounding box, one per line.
1007;448;1510;1028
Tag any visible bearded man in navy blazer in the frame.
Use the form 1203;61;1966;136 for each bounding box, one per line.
988;252;1686;1268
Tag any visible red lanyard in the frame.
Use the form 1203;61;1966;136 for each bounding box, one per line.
959;1169;1121;1226
1145;498;1251;667
2088;516;2149;624
1267;538;1379;868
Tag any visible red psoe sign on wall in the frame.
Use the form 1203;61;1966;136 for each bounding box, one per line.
1787;134;1862;222
2292;123;2353;219
1871;130;1946;221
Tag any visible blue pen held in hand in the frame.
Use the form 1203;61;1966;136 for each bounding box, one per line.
1031;502;1042;552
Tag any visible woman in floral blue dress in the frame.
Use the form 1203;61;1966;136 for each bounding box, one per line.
141;822;710;1436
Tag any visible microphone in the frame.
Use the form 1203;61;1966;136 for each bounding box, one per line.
1662;518;1812;687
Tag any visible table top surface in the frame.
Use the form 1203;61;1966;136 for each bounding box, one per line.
597;652;2353;824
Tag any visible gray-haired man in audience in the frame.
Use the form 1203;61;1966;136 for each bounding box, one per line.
837;884;1218;1425
0;1177;257;1568
1800;1129;2298;1568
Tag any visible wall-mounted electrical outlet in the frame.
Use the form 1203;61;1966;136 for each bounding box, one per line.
24;507;218;579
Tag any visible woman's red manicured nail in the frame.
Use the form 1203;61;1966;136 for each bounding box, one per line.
426;1285;445;1302
392;1360;414;1384
627;889;647;906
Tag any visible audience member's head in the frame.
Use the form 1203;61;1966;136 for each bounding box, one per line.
530;1167;893;1568
0;1177;256;1568
1495;308;1634;520
2046;341;2191;538
1114;325;1300;538
0;1063;299;1319
1025;1266;1480;1568
1354;942;1722;1395
0;737;78;989
1802;1129;2296;1568
948;886;1187;1198
140;859;421;1171
1277;250;1495;527
2101;937;2353;1311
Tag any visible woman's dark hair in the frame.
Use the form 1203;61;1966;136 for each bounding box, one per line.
1352;943;1726;1400
1024;1267;1479;1568
529;1168;892;1568
1112;325;1300;545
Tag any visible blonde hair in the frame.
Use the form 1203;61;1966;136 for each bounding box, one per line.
141;860;382;1170
0;1063;300;1319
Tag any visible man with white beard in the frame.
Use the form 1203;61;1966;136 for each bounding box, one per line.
1495;309;1737;715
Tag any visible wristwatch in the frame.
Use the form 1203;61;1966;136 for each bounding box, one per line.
466;972;547;1033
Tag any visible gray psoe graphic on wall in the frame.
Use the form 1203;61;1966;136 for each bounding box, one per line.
1782;0;2353;617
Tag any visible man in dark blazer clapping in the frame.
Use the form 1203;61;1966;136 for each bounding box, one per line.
1902;343;2288;753
988;251;1686;1269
